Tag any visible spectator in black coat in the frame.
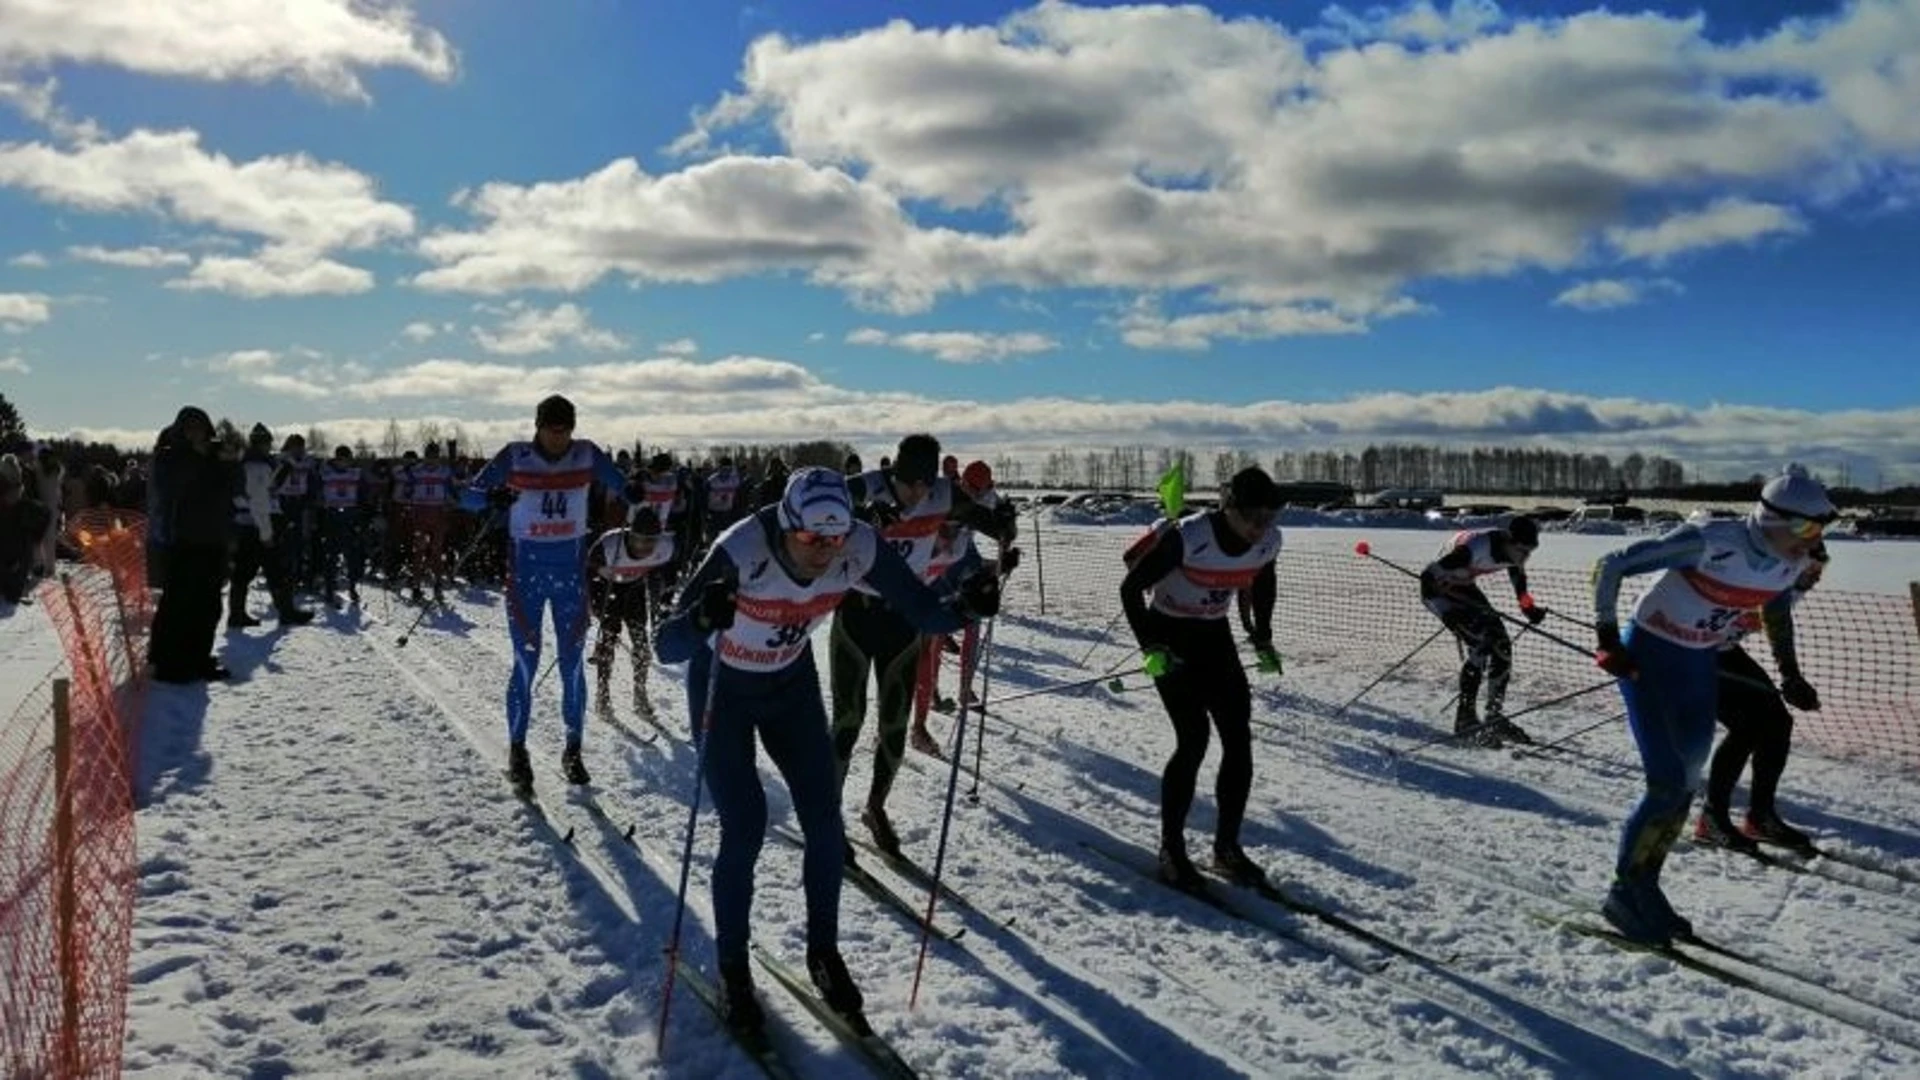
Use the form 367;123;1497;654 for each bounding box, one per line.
147;407;235;683
0;453;52;605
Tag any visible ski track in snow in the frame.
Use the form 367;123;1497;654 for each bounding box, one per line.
1;526;1914;1078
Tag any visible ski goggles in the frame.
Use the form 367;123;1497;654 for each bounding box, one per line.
791;528;848;550
1760;499;1835;539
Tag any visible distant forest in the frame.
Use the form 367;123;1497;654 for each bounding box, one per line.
1007;443;1916;507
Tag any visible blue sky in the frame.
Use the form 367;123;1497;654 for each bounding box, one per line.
1;0;1918;483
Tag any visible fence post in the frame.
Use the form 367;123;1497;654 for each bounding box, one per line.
1031;507;1047;616
1910;582;1920;641
52;677;81;1076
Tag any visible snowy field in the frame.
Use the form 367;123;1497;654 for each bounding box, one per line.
5;522;1920;1078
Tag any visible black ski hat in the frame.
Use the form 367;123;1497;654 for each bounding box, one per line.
1225;466;1281;511
535;394;576;429
1507;515;1539;547
893;433;941;485
248;422;272;446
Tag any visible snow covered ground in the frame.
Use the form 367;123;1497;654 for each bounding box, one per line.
5;523;1920;1078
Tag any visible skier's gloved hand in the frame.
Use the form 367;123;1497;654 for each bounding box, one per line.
997;546;1021;576
1593;623;1637;679
865;500;902;529
487;486;516;511
956;568;1001;620
694;578;737;632
1780;673;1821;711
1142;646;1179;679
1253;646;1283;676
1519;593;1548;625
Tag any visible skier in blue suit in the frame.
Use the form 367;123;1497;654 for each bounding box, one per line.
461;394;633;794
656;467;1001;1036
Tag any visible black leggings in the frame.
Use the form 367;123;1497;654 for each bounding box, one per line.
1421;582;1511;718
1706;647;1794;818
1146;613;1253;856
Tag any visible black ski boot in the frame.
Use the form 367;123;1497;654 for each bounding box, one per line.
806;946;869;1032
1453;706;1502;748
1743;810;1817;856
508;741;534;796
228;609;262;630
1211;842;1270;887
1486;712;1534;745
1693;810;1761;855
561;739;591;786
861;803;902;858
1158;844;1207;893
719;959;765;1036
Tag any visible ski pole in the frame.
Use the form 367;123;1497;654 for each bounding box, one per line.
1353;542;1593;659
915;617;994;1009
965;616;1001;803
396;507;499;646
1512;709;1626;759
1388;678;1618;762
1074;609;1128;669
1332;624;1450;720
656;631;723;1052
987;655;1135;708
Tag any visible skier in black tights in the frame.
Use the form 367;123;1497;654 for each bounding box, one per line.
1694;538;1828;856
1118;466;1284;891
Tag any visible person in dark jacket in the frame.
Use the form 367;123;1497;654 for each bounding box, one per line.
1;453;53;605
148;406;237;682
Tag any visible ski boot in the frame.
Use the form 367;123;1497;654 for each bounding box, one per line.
806;947;870;1032
1743;810;1817;856
1601;875;1690;945
718;958;765;1036
277;605;315;626
909;723;945;759
228;609;262;630
861;803;902;858
561;739;591;786
1211;841;1270;887
1486;712;1534;745
633;680;656;722
326;591;344;611
1158;845;1207;894
508;741;534;796
1693;810;1761;856
1453;708;1502;748
348;585;361;606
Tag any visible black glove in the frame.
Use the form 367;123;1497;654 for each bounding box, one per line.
997;546;1021;576
1780;673;1820;711
1523;604;1548;626
993;500;1019;542
694;578;737;632
865;501;902;529
1594;623;1638;679
956;568;1001;620
487;486;516;511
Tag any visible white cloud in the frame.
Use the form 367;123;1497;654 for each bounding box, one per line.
1552;277;1683;311
67;244;192;268
0;291;51;329
1607;199;1807;263
0;75;102;142
0;355;29;374
846;327;1058;363
1118;301;1367;350
471;301;627;355
0;0;456;103
167;248;374;297
419;3;1920;343
400;321;440;342
657;337;699;356
7;251;48;268
67;364;1920;483
0;128;413;297
204;348;280;374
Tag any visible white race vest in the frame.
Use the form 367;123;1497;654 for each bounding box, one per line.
706;470;741;514
501;441;599;543
713;517;879;673
1632;520;1809;649
593;528;676;583
275;456;315;499
852;469;953;597
320;464;361;510
1148;512;1282;620
407;462;453;507
1428;528;1512;587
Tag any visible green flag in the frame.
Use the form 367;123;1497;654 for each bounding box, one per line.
1156;461;1186;519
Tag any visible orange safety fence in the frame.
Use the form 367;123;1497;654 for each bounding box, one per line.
1009;516;1920;771
1;512;152;1079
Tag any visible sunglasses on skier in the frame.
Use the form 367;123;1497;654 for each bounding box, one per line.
1761;498;1835;540
791;529;848;550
